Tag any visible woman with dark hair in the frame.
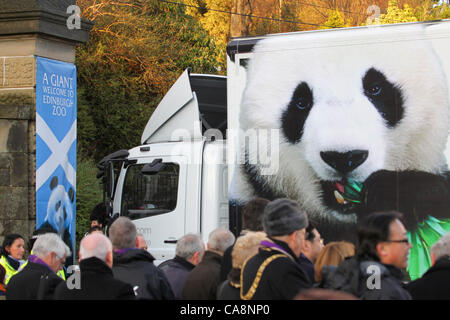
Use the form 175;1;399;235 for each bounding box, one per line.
0;234;26;285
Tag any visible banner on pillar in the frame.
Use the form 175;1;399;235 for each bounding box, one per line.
35;57;76;260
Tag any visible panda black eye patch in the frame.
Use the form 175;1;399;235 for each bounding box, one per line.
281;82;314;144
362;68;404;127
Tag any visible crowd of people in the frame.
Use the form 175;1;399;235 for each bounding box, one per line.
0;197;449;300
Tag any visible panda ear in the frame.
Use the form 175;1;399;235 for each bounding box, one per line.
50;176;58;190
68;188;74;203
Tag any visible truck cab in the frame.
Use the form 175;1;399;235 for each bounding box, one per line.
98;69;228;263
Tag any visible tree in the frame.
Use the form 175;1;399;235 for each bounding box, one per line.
321;9;351;29
379;0;418;24
184;0;231;69
75;157;103;244
76;0;222;161
413;0;450;21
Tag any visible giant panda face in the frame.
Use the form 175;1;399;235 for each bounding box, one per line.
45;177;74;237
239;27;449;221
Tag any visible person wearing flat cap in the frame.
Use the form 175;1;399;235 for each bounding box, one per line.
240;198;312;300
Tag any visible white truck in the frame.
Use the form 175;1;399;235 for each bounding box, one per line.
98;70;231;262
98;20;450;265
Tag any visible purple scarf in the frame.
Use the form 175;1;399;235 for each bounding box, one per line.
113;248;139;255
28;255;55;274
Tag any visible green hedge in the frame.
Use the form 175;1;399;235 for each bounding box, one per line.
76;157;103;246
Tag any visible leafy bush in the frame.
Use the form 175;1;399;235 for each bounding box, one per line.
76;157;103;245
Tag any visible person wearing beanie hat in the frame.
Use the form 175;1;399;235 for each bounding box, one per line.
240;198;312;300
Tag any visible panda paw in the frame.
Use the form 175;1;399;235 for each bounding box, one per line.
360;170;450;231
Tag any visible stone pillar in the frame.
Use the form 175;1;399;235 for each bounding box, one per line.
0;0;92;244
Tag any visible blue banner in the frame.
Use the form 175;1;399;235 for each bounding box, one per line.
35;57;76;260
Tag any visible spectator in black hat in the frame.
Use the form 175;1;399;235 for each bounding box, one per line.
240;198;312;300
90;203;108;229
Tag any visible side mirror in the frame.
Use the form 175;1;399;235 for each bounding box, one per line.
141;159;166;175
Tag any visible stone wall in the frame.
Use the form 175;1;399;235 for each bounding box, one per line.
0;0;92;246
0;56;36;240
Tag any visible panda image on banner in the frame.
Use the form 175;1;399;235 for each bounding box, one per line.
230;24;450;242
39;176;74;257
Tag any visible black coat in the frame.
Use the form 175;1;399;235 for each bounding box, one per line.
158;255;195;299
182;250;223;300
241;238;312;300
54;257;135;300
405;257;450;300
217;268;241;300
6;262;62;300
327;257;411;300
298;253;315;284
217;280;241;300
113;249;174;300
220;244;234;282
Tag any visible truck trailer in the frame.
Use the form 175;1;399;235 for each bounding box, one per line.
98;20;450;278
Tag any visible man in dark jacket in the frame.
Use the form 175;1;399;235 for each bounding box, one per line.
327;211;412;300
182;228;235;300
158;233;205;299
406;233;450;299
299;220;324;284
7;233;70;300
241;198;312;300
109;217;174;300
54;233;135;300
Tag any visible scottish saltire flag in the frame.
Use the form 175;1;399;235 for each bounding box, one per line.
35;57;76;261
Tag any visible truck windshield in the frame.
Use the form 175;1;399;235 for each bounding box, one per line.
121;163;179;220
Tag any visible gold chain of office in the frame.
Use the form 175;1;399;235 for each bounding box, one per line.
240;253;288;300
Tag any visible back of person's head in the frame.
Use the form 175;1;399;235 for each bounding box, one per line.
242;198;270;231
79;233;112;262
87;226;103;235
356;210;403;261
232;231;267;269
305;220;318;242
431;233;450;262
176;234;203;260
90;202;107;225
108;216;137;249
32;233;71;260
263;198;308;237
29;226;57;251
1;234;24;257
208;227;235;254
314;241;355;282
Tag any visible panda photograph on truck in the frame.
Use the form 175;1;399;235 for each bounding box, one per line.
229;21;450;280
99;20;450;282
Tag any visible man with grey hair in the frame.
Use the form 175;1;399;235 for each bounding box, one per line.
158;233;205;299
108;217;174;300
240;198;312;300
6;233;70;300
406;233;450;299
54;233;135;300
182;227;235;299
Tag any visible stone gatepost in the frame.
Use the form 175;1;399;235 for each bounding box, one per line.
0;1;92;245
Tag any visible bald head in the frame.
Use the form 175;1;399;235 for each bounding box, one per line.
79;233;113;268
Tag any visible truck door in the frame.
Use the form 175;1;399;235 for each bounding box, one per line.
119;156;187;262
